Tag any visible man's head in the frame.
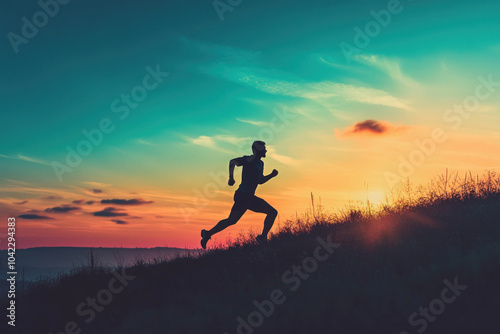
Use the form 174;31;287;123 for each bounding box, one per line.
252;140;267;158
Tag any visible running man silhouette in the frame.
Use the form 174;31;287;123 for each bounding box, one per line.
201;141;278;249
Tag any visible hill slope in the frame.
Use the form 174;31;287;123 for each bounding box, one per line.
8;174;500;334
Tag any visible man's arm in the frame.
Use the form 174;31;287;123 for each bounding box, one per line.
259;169;279;184
228;157;245;186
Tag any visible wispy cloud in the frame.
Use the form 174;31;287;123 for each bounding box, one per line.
82;188;106;197
353;54;419;88
82;181;112;188
18;214;53;220
111;219;129;225
179;36;261;64
266;146;298;166
4;179;32;186
41;195;63;200
101;198;154;205
180;37;410;111
17;154;51;165
0;185;83;200
93;207;128;217
236;118;270;127
136;138;154;145
189;135;216;148
186;134;249;152
203;63;409;110
318;55;350;70
45;204;81;213
0;153;50;165
256;77;407;109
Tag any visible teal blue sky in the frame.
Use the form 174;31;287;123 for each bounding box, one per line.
1;0;500;248
1;0;499;184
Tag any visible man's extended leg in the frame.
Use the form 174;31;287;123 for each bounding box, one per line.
206;207;245;237
201;204;246;249
248;196;278;239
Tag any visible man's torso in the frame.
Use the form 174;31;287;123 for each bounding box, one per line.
237;156;263;195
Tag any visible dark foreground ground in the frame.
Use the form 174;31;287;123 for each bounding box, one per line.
5;175;500;334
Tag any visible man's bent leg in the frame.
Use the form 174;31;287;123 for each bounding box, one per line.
248;196;278;238
262;211;277;237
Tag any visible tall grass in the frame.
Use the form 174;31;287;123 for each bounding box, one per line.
387;169;500;210
218;169;500;249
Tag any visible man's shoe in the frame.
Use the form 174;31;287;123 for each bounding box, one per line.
255;234;267;245
201;229;210;249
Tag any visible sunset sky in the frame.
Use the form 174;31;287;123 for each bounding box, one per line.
1;0;500;249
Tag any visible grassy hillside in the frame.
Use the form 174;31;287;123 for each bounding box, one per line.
8;171;500;334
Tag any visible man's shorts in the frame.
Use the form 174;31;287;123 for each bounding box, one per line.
232;189;269;213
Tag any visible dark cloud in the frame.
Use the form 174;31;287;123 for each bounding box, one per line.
93;207;128;217
101;198;154;205
336;119;407;138
41;195;63;200
351;120;388;134
111;219;129;225
92;189;103;194
73;199;85;204
45;205;81;213
14;200;28;205
18;214;53;220
86;200;96;205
